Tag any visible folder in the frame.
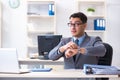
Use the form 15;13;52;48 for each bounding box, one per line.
48;4;54;15
83;64;120;75
94;19;105;30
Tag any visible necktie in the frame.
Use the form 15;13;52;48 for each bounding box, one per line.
75;39;79;46
73;39;79;61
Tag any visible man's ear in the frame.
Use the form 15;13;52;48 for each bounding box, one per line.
83;23;87;29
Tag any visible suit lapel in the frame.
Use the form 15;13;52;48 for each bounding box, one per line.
75;33;90;62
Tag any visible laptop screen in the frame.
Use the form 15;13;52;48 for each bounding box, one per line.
0;48;21;73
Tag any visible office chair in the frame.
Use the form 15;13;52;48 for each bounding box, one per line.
96;43;113;80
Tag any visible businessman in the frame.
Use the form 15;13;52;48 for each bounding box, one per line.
49;12;106;69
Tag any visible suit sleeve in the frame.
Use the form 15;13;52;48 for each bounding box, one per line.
48;38;66;60
84;36;106;57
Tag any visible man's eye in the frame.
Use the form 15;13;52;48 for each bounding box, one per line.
75;23;81;25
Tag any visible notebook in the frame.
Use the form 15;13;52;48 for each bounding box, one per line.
31;68;52;72
0;48;30;74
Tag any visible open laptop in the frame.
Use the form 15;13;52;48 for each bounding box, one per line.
0;48;30;74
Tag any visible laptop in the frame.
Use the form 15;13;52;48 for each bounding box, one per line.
0;48;30;74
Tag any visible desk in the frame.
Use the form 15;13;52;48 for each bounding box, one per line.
0;69;119;79
19;58;64;65
17;59;120;80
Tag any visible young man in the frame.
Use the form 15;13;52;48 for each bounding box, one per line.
49;12;106;69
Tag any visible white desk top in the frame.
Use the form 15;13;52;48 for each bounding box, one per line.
19;58;64;65
0;69;119;78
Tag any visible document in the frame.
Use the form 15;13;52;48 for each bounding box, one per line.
83;64;120;75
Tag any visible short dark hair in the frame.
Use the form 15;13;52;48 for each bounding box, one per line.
69;12;87;24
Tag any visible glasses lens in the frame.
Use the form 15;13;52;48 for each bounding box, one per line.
67;23;82;27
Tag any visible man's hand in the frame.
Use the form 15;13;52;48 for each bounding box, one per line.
59;41;78;53
59;41;85;58
65;48;78;58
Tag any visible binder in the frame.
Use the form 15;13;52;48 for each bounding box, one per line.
48;4;54;15
83;64;120;75
94;19;105;30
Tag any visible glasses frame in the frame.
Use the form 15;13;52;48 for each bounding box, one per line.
67;22;83;27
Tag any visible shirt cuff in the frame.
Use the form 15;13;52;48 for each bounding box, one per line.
57;49;62;54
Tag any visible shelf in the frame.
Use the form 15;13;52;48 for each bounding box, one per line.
85;30;105;33
27;26;55;34
27;15;54;18
27;0;56;57
27;0;55;16
27;0;55;4
77;0;105;3
76;0;106;41
28;30;54;34
87;15;105;18
77;0;105;6
28;45;37;48
76;0;105;17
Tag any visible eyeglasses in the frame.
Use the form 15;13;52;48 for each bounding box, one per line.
67;22;83;27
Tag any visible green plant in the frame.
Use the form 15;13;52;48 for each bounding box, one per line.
87;8;95;12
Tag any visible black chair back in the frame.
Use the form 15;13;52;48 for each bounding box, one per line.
98;43;113;65
96;43;113;80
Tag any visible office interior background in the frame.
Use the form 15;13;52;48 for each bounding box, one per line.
0;0;120;69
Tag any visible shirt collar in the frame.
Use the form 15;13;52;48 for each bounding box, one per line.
73;33;85;45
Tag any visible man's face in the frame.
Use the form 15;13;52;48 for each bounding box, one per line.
68;17;87;38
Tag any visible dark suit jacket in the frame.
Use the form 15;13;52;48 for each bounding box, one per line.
49;33;106;69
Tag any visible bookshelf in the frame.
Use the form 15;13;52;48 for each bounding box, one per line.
27;0;56;58
76;0;106;40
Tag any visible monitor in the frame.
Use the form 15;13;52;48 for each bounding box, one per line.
37;35;62;59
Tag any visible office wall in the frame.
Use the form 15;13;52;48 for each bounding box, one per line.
55;0;76;37
1;0;27;58
105;0;120;67
1;0;75;58
1;0;120;67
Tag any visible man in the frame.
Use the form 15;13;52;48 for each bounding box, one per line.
49;12;106;69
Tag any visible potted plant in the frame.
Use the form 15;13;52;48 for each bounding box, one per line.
87;8;95;15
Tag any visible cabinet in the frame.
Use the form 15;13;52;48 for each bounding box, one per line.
76;0;106;40
27;0;56;58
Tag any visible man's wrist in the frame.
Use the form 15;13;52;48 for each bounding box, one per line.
59;46;66;53
78;48;81;53
78;48;86;54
